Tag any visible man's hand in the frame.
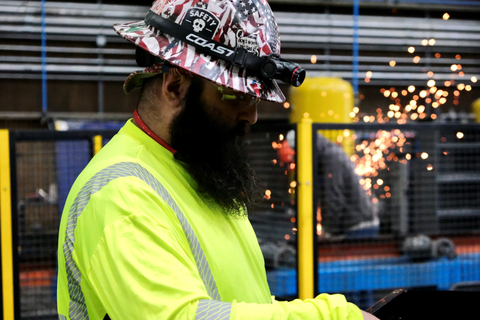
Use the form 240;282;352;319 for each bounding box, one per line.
361;310;380;320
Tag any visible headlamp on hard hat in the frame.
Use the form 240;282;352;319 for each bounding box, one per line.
260;57;306;88
140;10;305;87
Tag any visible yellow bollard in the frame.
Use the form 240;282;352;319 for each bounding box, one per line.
93;135;103;156
297;118;314;300
472;98;480;123
0;130;14;320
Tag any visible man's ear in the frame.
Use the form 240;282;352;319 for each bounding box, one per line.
161;73;191;108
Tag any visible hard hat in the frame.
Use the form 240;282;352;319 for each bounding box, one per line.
113;0;306;103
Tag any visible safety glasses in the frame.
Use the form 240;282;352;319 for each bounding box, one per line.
209;82;261;107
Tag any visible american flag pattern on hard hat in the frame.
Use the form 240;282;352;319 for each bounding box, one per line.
113;0;286;103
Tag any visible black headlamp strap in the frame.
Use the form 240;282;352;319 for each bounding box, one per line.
145;10;268;74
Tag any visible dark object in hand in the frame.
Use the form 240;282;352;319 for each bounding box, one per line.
366;289;480;320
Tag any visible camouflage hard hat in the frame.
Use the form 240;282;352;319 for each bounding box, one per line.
113;0;286;103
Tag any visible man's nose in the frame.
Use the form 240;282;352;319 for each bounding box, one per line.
237;102;258;125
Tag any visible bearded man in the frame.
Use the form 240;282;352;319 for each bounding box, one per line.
57;0;377;319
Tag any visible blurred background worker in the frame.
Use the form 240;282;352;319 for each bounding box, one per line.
315;132;379;239
280;131;379;239
56;0;377;319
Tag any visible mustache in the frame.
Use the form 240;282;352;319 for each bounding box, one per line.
228;121;250;139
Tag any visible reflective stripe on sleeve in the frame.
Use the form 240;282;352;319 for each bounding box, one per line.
196;300;232;320
62;162;220;320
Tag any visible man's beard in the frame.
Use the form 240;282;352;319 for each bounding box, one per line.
169;78;262;217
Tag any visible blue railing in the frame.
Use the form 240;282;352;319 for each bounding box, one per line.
268;253;480;297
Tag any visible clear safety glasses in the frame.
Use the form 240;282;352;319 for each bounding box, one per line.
208;82;261;107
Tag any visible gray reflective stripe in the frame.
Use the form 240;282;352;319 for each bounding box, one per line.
59;315;67;320
63;162;220;319
196;300;232;320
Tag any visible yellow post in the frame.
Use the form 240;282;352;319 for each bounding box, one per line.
0;130;14;320
297;118;314;300
93;135;103;156
473;98;480;123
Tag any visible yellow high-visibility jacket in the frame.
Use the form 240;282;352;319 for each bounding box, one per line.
57;119;363;320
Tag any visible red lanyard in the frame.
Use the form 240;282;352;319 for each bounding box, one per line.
133;109;177;154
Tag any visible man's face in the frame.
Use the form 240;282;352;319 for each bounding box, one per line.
169;77;262;217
